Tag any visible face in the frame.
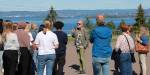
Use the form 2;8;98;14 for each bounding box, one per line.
77;21;83;28
140;27;146;34
31;24;37;30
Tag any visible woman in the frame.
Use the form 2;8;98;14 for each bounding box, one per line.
35;21;59;75
136;26;149;75
2;22;19;75
115;24;135;75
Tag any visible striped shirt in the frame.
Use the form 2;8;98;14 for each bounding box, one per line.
15;29;30;48
115;32;135;52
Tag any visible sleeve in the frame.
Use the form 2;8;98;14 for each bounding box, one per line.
29;32;34;42
130;38;135;50
14;34;20;48
84;29;89;42
34;33;40;45
140;35;149;45
90;30;94;43
64;33;68;45
115;35;122;51
53;34;59;45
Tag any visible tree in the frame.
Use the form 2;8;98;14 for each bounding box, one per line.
134;4;145;32
107;20;115;30
148;18;150;24
84;16;95;33
45;6;58;24
146;18;150;30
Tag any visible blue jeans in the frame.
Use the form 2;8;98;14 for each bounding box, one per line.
92;57;110;75
37;54;56;75
119;53;132;75
33;50;38;66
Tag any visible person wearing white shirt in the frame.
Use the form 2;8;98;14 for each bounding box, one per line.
2;22;19;75
35;21;59;75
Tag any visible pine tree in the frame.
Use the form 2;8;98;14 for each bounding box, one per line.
134;4;145;32
84;16;95;33
148;18;150;24
45;6;58;24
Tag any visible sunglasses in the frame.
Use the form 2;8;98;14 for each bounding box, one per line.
77;23;81;25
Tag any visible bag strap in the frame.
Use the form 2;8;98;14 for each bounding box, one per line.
123;34;131;50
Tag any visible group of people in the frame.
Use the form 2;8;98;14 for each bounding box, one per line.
0;14;149;75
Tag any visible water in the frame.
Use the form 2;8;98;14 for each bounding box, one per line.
1;16;136;34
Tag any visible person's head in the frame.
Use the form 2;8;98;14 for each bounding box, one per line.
120;24;131;33
38;24;45;32
0;19;3;26
96;15;105;26
53;21;64;30
31;23;37;30
44;20;52;30
25;22;31;32
17;22;27;29
77;20;84;29
12;23;18;31
140;26;149;36
5;22;13;31
3;20;12;26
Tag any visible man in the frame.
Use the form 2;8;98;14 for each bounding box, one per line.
72;20;88;74
90;15;112;75
35;21;59;75
53;21;68;75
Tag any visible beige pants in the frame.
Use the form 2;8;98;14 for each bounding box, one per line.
77;47;86;71
139;54;146;75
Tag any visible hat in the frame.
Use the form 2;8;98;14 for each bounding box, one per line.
17;22;27;29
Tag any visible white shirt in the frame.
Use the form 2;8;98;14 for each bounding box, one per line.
4;33;20;50
115;33;135;52
28;32;34;45
35;31;59;55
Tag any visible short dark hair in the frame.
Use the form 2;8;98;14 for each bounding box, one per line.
0;19;3;25
0;19;3;22
54;21;64;30
5;20;12;22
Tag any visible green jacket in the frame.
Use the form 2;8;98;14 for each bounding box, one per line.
72;28;89;49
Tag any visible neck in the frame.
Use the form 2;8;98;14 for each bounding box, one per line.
57;29;62;31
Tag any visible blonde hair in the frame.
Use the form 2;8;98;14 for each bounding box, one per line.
2;22;13;42
140;26;149;36
44;21;52;30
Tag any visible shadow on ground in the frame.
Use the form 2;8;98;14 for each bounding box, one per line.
69;64;80;72
111;69;137;75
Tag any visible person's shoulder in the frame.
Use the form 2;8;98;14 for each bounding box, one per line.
48;31;57;36
11;32;17;36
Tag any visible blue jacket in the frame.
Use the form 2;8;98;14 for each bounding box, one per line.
90;26;112;58
140;34;149;46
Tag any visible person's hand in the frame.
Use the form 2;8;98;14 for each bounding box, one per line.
72;29;76;33
31;44;37;50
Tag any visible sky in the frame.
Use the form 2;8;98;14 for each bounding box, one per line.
0;0;149;11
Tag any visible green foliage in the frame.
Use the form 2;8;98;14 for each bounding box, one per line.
107;20;116;30
84;16;95;33
146;18;150;30
134;4;145;32
148;18;150;24
45;6;58;24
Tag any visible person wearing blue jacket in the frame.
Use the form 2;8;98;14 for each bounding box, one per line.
90;15;112;75
136;26;149;75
